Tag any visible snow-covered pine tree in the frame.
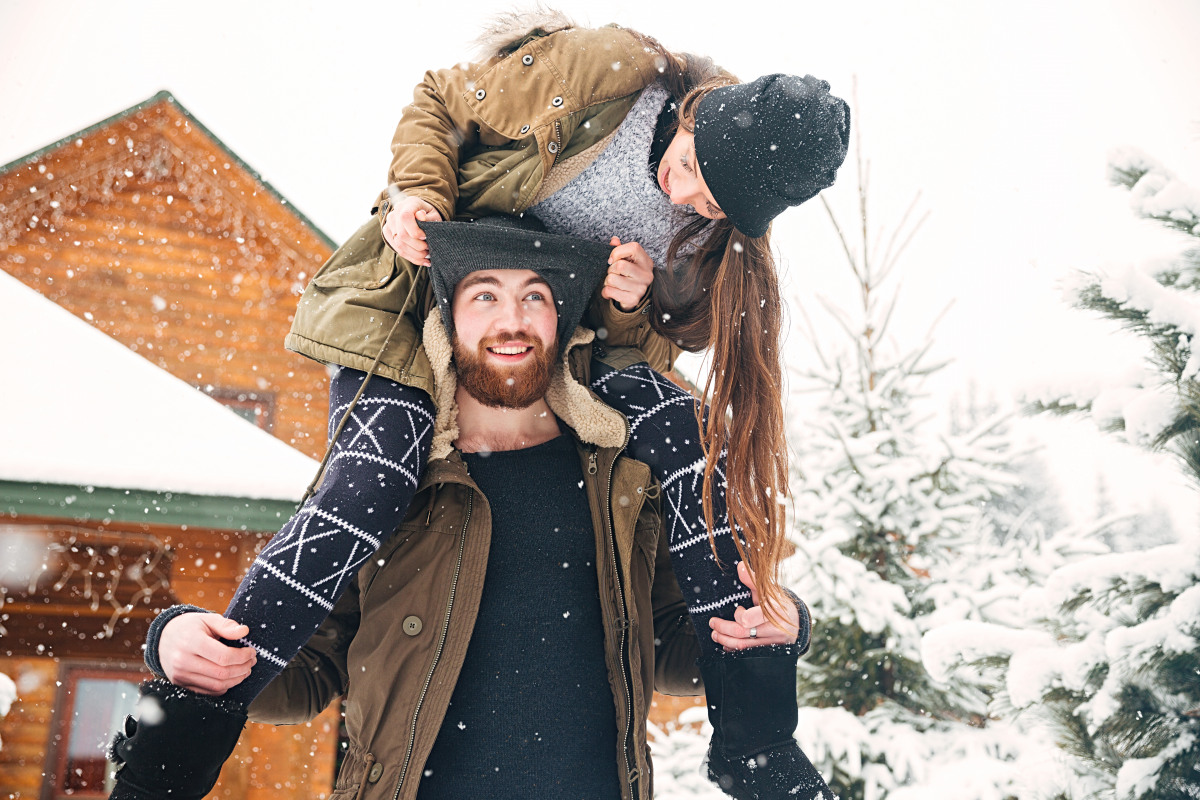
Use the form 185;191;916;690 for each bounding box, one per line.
1032;149;1200;799
929;149;1200;800
783;143;1029;799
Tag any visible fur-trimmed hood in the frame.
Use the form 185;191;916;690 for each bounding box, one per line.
469;7;576;61
422;311;627;460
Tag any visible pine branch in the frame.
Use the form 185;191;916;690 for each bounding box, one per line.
877;190;924;281
878;206;931;287
820;194;862;283
1024;398;1095;418
874;287;901;343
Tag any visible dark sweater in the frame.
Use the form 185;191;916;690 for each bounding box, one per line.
416;435;621;800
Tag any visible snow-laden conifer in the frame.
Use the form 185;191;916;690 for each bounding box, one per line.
931;149;1200;800
781;138;1036;800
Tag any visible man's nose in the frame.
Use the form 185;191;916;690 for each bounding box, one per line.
495;299;528;330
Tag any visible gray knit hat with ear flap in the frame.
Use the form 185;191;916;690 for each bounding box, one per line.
419;215;614;356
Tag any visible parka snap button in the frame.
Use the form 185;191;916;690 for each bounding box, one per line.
522;54;534;66
551;95;564;107
402;615;423;636
368;763;384;783
475;89;486;100
520;124;530;134
547;141;559;154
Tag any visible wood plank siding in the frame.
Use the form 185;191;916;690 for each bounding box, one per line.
0;94;340;800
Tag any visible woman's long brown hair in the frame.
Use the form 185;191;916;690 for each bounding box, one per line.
643;42;793;630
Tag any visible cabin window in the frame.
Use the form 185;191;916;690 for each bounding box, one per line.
48;664;145;798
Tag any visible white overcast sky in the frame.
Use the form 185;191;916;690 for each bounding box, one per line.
2;0;1199;524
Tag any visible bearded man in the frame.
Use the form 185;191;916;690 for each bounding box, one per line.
127;217;807;800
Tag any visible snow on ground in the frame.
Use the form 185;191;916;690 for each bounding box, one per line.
0;271;316;500
0;671;15;718
0;671;14;753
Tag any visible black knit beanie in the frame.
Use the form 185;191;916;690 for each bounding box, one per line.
693;73;851;238
420;216;613;356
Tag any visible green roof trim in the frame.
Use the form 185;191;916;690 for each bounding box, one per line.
0;89;337;250
0;479;299;531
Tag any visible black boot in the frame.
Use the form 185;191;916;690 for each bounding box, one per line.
698;645;836;800
107;679;247;800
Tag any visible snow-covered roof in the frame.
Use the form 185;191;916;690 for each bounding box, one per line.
0;270;317;500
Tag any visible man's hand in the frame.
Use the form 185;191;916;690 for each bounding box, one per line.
383;196;443;265
602;236;654;312
159;613;257;696
709;561;801;651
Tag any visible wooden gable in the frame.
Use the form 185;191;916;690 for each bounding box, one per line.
0;92;333;460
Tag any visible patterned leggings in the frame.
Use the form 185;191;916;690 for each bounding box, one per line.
220;358;737;705
220;367;434;704
589;361;749;646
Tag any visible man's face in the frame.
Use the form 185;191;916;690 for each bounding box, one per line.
451;269;559;409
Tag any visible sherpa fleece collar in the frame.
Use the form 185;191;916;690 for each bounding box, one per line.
422;312;627;460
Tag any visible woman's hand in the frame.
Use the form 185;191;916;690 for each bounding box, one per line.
603;236;654;312
159;613;257;695
383;196;443;266
709;561;801;651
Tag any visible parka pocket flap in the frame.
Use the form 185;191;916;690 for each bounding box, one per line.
312;252;399;291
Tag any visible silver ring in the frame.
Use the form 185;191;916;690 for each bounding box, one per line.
748;627;758;639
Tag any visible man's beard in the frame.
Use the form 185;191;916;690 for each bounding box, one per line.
453;330;556;409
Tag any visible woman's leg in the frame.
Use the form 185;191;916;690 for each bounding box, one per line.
222;365;435;704
589;359;750;655
591;358;833;800
110;367;435;800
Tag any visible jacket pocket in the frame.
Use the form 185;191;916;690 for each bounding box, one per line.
312;250;398;290
634;520;659;585
312;218;400;290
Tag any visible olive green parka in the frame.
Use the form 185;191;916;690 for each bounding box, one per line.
285;24;697;398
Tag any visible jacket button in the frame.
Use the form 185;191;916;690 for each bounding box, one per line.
402;615;423;636
475;89;486;100
547;141;559;154
520;124;530;134
522;54;534;66
368;763;384;783
551;95;564;107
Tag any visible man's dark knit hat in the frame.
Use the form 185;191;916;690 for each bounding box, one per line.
420;216;613;356
694;73;851;238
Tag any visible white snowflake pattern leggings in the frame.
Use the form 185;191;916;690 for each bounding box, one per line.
221;359;740;704
221;367;434;704
590;360;750;655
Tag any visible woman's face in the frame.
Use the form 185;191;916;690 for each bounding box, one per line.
657;128;727;221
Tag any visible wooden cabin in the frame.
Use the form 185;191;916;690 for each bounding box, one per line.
0;93;339;800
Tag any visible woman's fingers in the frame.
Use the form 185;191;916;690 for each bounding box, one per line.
195;635;256;671
383;199;441;265
710;597;800;651
609;242;654;276
709;613;791;650
173;664;253;696
160;613;256;691
604;241;654;311
733;603;764;631
601;278;644;311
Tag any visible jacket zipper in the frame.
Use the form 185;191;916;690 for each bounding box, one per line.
393;491;474;800
602;419;636;798
552;119;562;166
